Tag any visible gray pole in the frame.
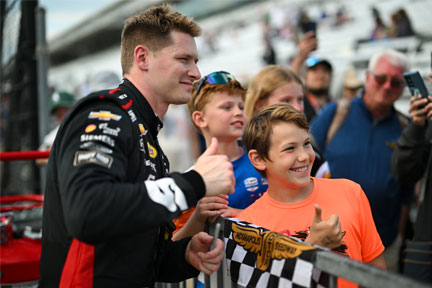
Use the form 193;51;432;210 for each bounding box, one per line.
35;5;49;193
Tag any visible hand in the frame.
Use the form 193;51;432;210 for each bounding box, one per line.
408;95;432;126
196;194;229;223
306;204;343;249
220;206;242;218
185;232;224;275
194;138;235;196
297;31;318;59
291;31;318;74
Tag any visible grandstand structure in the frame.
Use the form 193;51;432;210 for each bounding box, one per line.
47;0;432;114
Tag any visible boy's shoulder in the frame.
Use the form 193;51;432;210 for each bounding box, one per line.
313;177;363;197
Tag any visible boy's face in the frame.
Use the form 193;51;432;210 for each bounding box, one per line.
199;92;246;141
256;122;315;189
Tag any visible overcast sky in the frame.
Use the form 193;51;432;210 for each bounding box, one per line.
39;0;118;39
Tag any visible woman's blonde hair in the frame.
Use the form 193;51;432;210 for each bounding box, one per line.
244;65;304;119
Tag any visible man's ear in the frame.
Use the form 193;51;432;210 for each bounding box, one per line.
248;149;266;173
192;111;207;129
134;45;149;71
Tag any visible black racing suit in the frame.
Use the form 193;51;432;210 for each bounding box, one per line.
39;79;204;287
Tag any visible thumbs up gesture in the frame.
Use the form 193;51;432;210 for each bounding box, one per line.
193;138;235;197
305;204;343;249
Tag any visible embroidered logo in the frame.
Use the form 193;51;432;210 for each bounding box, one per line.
89;111;122;121
147;143;157;158
85;124;97;133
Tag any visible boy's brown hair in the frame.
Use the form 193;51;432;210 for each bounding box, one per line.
187;76;246;131
121;4;201;75
243;103;309;176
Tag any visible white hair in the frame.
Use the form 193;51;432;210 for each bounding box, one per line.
368;49;410;72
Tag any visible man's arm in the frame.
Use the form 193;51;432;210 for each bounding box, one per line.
157;232;225;282
391;95;431;184
57;103;232;244
172;194;227;241
290;31;318;75
368;253;387;270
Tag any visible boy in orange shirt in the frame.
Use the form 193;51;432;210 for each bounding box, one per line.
237;103;386;287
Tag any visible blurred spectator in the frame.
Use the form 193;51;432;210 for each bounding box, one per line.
342;67;363;99
36;91;75;165
391;73;432;282
310;49;414;272
290;32;334;123
333;4;352;26
370;7;389;41
303;57;333;122
262;37;277;65
388;8;415;38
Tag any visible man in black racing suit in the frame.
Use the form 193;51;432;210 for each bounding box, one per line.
38;4;235;288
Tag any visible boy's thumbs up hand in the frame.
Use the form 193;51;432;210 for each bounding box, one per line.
194;138;235;197
306;204;343;249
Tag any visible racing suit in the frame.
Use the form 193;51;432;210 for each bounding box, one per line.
39;79;205;287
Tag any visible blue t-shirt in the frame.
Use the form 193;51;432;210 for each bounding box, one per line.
228;148;268;209
310;97;413;247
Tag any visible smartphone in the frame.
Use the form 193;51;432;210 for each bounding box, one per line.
301;21;317;37
403;71;429;99
210;222;221;250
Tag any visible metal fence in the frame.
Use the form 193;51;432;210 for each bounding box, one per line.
159;218;432;288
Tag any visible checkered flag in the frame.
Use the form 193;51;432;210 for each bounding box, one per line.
224;218;329;288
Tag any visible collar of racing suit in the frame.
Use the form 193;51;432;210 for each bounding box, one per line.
120;78;164;138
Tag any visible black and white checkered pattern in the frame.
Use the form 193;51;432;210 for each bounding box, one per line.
224;218;329;288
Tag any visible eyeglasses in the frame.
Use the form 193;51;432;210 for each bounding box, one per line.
193;71;236;102
371;73;405;89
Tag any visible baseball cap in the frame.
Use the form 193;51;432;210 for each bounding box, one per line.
305;56;332;71
50;91;75;113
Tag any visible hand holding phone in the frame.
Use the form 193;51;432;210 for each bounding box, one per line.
301;21;317;38
403;71;430;99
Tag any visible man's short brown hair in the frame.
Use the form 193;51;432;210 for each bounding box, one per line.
243;103;309;173
121;4;201;74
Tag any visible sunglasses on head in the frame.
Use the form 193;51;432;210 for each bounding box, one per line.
193;71;236;101
371;73;405;89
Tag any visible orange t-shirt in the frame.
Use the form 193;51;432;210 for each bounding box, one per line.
237;177;384;288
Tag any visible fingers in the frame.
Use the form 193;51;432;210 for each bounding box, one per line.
194;147;235;197
198;238;224;275
197;196;228;218
313;204;322;224
200;137;218;157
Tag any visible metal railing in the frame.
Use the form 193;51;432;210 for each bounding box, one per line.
160;217;432;288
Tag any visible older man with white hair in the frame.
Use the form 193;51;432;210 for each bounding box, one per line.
310;49;414;272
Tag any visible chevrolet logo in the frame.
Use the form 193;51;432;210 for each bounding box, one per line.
89;111;122;121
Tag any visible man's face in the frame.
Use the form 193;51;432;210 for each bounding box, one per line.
305;64;332;91
146;30;201;106
261;122;315;190
364;57;405;111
